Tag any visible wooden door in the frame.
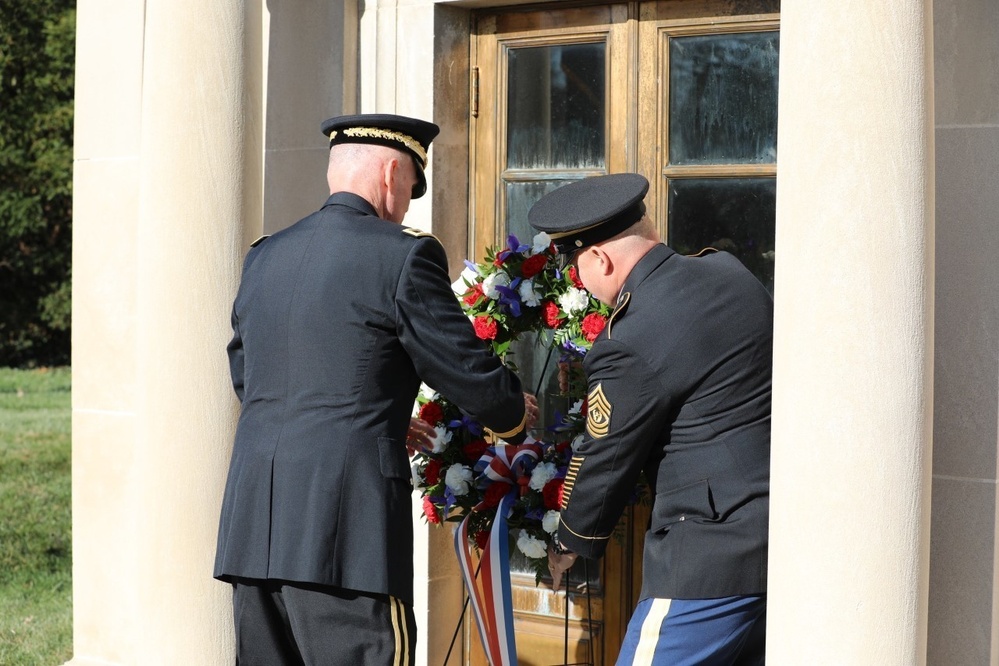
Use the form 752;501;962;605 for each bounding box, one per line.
467;2;779;664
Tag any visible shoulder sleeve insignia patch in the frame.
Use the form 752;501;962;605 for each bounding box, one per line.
402;227;439;242
250;234;271;247
586;383;612;439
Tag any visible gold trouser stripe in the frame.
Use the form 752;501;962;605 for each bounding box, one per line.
632;598;672;665
390;595;410;666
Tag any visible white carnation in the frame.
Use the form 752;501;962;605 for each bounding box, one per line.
531;232;552;254
517;530;548;559
558;287;589;315
529;462;557;491
431;426;453;454
445;464;473;496
482;271;511;299
569;399;584;415
518;279;542;307
542;510;560;534
570;434;584;452
452;265;480;296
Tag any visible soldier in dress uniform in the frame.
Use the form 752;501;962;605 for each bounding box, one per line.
529;173;772;665
214;113;538;665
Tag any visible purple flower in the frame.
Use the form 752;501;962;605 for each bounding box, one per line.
524;507;546;522
448;415;483;436
495;284;523;318
506;234;530;254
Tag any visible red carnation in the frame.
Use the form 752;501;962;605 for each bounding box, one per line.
569;266;585;289
581;312;607;342
419;401;444;426
473;316;499;340
474;530;490;550
521;253;548;279
463;283;485;307
482;482;510;509
423;496;442;525
542;479;564;510
423;458;442;486
493;253;506;267
542;301;564;328
462;438;489;462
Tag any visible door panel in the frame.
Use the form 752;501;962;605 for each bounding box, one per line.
468;2;778;663
638;1;780;292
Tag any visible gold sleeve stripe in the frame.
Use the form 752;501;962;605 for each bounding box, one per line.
561;456;583;508
484;410;527;440
559;520;612;541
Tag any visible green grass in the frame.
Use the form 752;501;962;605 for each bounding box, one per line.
0;367;72;665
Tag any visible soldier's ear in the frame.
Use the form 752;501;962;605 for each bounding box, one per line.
592;246;614;277
382;157;399;191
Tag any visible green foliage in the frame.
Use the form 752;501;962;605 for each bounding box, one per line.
0;367;72;664
0;2;76;367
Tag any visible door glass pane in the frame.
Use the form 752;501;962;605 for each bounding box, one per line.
504;179;581;428
667;178;776;292
507;43;606;169
669;32;779;165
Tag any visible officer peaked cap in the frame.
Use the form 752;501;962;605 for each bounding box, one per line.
528;173;650;256
321;113;440;199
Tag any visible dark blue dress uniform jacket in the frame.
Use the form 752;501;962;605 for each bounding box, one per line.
214;192;526;606
558;243;773;601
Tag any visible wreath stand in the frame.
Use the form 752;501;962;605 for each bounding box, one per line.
442;558;596;666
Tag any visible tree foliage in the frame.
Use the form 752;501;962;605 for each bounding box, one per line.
0;1;75;367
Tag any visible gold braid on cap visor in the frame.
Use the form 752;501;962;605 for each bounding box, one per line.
330;127;428;168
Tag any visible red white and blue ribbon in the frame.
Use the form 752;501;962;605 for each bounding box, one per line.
453;442;542;666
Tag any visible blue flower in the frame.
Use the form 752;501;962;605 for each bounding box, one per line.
495;284;523;318
448;415;483;437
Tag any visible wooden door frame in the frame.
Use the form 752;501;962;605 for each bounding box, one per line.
430;2;779;664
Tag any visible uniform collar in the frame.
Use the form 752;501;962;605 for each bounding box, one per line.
619;243;675;298
322;191;379;218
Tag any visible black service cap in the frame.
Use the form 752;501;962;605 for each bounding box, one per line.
528;173;650;255
321;113;440;199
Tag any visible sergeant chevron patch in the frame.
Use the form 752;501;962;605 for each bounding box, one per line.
586;383;612;438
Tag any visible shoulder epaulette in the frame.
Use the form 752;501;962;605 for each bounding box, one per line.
402;227;439;242
687;246;719;257
250;235;271;248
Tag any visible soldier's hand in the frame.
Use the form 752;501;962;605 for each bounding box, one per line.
557;359;584;395
406;417;437;456
524;393;540;430
547;544;577;593
557;360;570;393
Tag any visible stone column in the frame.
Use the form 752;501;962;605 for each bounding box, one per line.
70;0;260;662
768;1;935;663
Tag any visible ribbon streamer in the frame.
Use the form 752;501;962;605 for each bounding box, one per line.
453;442;542;666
